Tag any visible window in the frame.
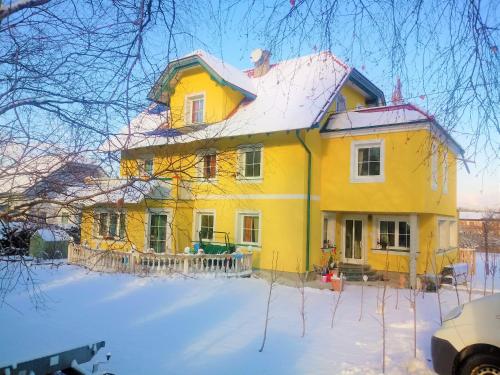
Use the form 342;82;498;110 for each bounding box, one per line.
197;150;217;180
438;218;457;251
238;212;261;245
61;212;69;225
336;94;346;112
95;210;126;239
144;159;154;175
431;141;438;191
351;140;384;183
238;145;263;179
196;212;215;241
376;217;410;250
185;94;205;124
138;157;154;176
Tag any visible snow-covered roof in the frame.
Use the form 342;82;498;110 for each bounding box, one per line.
33;228;72;242
103;51;351;151
65;178;173;207
325;104;430;130
324;104;464;155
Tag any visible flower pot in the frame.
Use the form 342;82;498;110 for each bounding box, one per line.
331;277;343;292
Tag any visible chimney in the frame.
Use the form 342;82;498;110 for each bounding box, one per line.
250;48;271;78
391;77;404;105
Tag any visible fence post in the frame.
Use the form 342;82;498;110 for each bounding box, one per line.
130;247;135;274
183;257;189;274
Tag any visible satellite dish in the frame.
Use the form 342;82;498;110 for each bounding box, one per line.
250;48;263;63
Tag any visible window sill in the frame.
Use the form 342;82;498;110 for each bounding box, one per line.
350;176;385;183
371;248;412;255
94;236;126;243
236;177;263;184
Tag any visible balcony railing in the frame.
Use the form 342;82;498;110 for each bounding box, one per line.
67;243;253;277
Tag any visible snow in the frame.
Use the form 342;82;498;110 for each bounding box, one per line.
102;51;349;152
0;254;498;374
64;178;172;206
325;104;430;131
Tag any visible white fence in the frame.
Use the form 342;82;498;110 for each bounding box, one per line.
68;243;253;277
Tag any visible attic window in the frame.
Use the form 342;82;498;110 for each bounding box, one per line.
186;94;205;124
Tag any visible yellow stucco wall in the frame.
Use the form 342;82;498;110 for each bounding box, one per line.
169;66;244;127
320;129;457;216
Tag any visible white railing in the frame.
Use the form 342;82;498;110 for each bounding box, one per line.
68;243;253;278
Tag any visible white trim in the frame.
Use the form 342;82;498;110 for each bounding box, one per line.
235;210;262;247
321;212;336;248
145;208;173;253
184;92;206;125
437;216;458;252
442;151;449;194
236;144;264;181
192;209;216;242
350;139;385;183
196;193;320;201
341;214;367;264
196;148;218;182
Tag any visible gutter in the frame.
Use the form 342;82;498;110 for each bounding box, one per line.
295;129;311;272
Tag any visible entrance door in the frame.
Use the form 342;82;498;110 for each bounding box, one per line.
148;212;170;253
343;217;364;264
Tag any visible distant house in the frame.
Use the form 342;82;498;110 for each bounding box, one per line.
0;142;106;227
459;210;500;252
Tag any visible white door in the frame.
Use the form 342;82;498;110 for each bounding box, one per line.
343;216;365;264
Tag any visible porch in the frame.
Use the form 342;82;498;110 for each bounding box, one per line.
67;243;253;277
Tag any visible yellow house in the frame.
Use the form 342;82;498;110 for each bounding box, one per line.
81;49;464;281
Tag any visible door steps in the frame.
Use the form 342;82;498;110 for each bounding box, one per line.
337;263;381;282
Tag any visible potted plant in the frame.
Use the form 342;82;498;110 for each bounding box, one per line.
378;234;389;250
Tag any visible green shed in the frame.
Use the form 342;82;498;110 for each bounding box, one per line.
29;228;72;259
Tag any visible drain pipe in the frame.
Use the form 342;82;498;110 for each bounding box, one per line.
295;129;311;272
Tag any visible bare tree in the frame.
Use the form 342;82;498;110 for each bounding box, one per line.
259;250;279;353
296;258;306;338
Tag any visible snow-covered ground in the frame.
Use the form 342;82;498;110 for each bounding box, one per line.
0;254;498;375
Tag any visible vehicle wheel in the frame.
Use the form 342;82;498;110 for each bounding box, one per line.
460;354;500;375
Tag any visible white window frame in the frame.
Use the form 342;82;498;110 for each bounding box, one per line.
94;209;126;240
373;215;411;251
185;92;206;125
237;144;263;181
350;139;385;183
431;141;438;191
442;151;449;194
321;212;336;248
196;148;217;181
145;208;173;253
193;209;216;242
437;217;458;252
236;210;262;247
61;212;70;225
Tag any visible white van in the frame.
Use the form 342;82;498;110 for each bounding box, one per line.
431;293;500;375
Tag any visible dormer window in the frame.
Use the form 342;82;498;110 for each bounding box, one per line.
186;93;205;124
